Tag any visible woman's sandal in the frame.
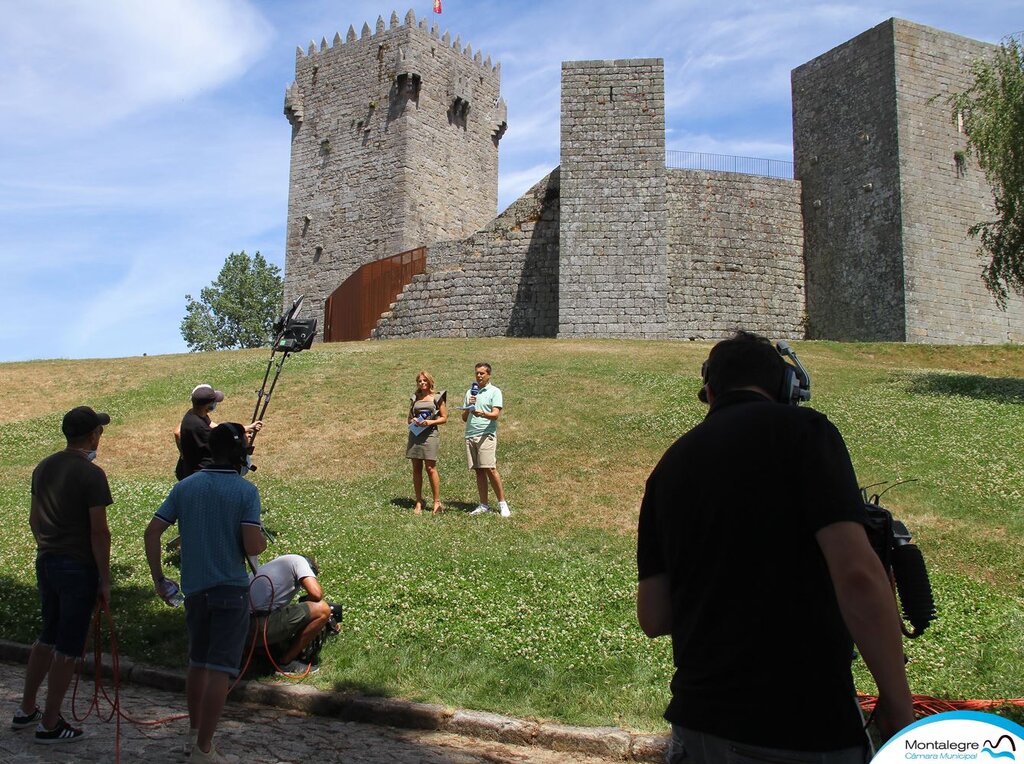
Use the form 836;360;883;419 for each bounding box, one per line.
414;501;423;515
432;504;443;514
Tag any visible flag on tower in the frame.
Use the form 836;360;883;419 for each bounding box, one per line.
433;0;442;12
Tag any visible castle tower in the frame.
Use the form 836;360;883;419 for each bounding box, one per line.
282;10;506;332
793;18;1024;343
558;59;669;338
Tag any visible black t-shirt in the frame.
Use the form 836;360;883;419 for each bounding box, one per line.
637;390;869;751
31;450;113;564
177;410;213;479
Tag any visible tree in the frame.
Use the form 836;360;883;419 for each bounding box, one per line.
950;35;1024;307
180;251;284;352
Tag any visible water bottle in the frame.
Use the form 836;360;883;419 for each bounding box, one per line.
416;409;431;422
158;577;185;607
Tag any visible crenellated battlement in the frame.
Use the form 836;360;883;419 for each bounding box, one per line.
294;7;499;74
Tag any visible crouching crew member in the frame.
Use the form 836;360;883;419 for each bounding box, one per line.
249;554;333;674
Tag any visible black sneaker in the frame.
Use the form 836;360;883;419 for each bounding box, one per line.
34;715;84;744
11;706;41;730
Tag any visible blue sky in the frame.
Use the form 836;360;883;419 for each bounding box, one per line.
1;0;1019;362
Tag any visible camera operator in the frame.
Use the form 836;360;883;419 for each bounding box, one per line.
636;331;913;764
174;384;262;480
248;554;333;674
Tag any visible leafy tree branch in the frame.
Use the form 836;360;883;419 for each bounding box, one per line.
180;251;284;351
950;35;1024;307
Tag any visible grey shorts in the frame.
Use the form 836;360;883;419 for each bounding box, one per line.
185;585;250;677
465;433;497;469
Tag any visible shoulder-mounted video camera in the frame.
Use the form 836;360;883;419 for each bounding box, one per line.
862;482;936;639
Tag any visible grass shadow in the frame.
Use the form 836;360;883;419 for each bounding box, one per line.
901;372;1024;404
328;677;392;697
388;497;478;513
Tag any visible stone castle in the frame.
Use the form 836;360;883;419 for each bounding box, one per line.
282;13;1024;344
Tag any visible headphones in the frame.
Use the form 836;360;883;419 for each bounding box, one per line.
775;341;811;405
699;340;812;406
211;422;249;466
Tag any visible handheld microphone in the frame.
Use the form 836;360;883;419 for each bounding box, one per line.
470;382;480;398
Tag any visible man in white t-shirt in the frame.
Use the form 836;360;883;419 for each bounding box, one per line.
249;554;332;672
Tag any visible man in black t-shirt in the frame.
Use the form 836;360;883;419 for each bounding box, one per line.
174;384;262;480
13;406;113;744
636;332;913;763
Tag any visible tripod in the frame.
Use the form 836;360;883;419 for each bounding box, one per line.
249;295;317;451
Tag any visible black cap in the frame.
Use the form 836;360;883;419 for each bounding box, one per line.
191;384;225;404
62;406;111;439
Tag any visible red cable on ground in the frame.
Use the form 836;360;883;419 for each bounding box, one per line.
859;693;1024;716
64;576;315;762
68;598;190;763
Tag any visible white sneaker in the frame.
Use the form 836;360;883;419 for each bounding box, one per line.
184;728;198;755
190;743;239;763
469;504;490;515
498;501;511;517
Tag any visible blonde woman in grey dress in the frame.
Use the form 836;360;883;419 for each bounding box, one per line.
407;371;447;514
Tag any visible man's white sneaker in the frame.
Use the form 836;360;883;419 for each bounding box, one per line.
469;504;490;515
190;743;239;763
498;501;511;517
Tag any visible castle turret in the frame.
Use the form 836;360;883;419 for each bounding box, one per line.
793;18;1024;343
558;59;669;338
282;9;504;333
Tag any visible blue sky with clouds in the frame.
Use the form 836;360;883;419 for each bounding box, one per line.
1;0;1019;362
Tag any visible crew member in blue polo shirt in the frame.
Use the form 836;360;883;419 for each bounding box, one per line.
462;362;511;517
144;423;266;763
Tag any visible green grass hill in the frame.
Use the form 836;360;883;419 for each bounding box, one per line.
1;338;1021;730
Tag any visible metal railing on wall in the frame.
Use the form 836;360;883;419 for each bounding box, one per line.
666;150;794;179
323;247;426;342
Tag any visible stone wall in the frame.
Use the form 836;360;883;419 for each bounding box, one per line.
893;20;1024;343
793;20;905;341
371;170;560;338
665;170;805;340
794;18;1024;343
558;59;668;338
282;10;505;335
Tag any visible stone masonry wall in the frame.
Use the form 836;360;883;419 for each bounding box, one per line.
793;20;906;341
282;10;504;336
558;59;668;338
665;170;805;340
371;170;560;338
893;20;1024;343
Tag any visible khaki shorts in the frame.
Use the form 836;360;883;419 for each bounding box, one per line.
465;433;497;469
254;602;313;651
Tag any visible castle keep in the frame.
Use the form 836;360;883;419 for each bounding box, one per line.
282;10;506;333
283;13;1023;345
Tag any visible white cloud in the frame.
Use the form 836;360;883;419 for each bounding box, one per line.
0;0;274;142
498;163;557;212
